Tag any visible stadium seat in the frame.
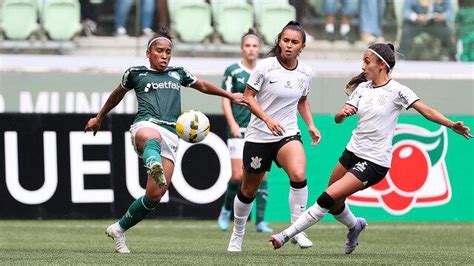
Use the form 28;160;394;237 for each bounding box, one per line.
167;0;213;43
210;0;254;44
251;0;296;44
41;0;81;40
1;0;39;40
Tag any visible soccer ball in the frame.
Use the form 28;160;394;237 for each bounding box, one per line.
176;110;210;143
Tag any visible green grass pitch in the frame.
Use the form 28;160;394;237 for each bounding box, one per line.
1;220;472;264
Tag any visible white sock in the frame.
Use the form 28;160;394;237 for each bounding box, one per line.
289;186;308;223
232;196;253;236
283;203;328;239
325;24;335;33
340;24;350;35
333;203;357;229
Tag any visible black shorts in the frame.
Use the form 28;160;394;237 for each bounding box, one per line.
243;134;302;173
338;149;389;188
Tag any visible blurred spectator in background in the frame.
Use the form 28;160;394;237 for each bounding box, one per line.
399;0;456;61
359;0;386;44
155;0;170;28
115;0;155;36
321;0;358;42
80;0;103;36
455;0;474;62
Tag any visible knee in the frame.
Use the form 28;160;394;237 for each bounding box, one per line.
240;185;258;199
289;169;306;183
317;192;336;209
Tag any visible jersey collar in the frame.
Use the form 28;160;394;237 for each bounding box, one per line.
238;61;253;74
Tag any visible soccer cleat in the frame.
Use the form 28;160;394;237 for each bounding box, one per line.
291;232;313;249
345;217;368;254
269;232;288;249
148;162;166;187
227;233;243;252
255;221;273;233
217;207;231;231
106;222;130;254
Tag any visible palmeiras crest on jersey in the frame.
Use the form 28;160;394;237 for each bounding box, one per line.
348;124;451;215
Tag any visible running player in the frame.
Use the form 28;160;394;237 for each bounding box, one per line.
227;21;322;252
217;28;273;233
84;26;245;254
270;42;472;254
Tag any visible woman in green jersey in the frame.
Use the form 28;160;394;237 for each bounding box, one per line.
84;26;245;254
217;29;273;233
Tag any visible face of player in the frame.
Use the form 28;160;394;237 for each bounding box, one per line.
362;50;386;82
241;36;260;62
278;29;305;62
147;39;172;71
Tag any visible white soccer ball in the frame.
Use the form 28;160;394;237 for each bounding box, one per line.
176;110;210;143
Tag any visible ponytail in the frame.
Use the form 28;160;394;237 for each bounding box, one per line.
344;72;367;96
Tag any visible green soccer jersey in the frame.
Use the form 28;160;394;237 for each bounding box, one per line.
121;65;196;134
221;62;252;137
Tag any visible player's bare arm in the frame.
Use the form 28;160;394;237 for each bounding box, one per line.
335;104;357;124
191;80;245;105
244;85;284;136
84;84;127;135
298;96;321;145
413;101;472;139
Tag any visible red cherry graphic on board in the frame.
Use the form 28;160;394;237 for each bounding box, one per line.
371;177;390;192
388;144;429;193
381;190;415;211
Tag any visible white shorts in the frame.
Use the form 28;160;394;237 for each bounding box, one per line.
129;121;179;163
227;138;245;160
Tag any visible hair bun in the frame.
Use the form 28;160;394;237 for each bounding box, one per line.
286;20;301;27
247;28;258;35
387;43;395;51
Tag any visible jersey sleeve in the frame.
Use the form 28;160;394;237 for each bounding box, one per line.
121;67;138;90
346;85;362;108
395;85;420;109
221;66;233;92
177;67;197;87
247;61;266;92
303;77;311;97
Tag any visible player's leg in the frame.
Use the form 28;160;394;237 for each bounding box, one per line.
275;137;312;248
218;138;244;231
107;157;174;253
228;141;270;252
227;170;265;252
270;172;364;250
254;173;273;233
134;127;166;186
107;123;177;253
327;151;358;234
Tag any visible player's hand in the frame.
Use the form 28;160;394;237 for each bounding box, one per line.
265;118;285;136
84;117;102;136
340;104;357;117
230;123;242;138
231;92;246;106
308;125;321;145
451;121;473;139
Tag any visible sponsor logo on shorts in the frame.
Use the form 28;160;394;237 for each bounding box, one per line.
354;161;368;172
250;156;262;169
